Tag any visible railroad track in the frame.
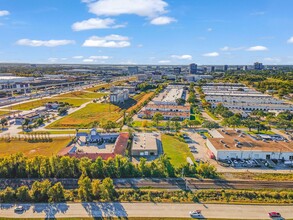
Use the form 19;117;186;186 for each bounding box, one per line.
0;178;292;190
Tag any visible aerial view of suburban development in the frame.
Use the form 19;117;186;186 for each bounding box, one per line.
0;0;293;219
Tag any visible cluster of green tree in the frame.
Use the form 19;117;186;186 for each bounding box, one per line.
0;177;117;203
202;120;220;129
23;132;53;143
22;117;45;131
218;71;293;97
187;83;199;106
0;153;217;179
0;180;65;203
208;104;293;132
0;118;8;130
137;83;157;92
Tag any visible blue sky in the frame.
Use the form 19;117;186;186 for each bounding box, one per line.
0;0;293;65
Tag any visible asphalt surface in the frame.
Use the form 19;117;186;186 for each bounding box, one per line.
1;202;292;219
1;178;293;190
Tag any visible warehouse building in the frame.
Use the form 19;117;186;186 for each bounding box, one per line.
206;130;293;161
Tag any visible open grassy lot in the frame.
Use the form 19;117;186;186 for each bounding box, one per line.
47;103;122;129
0;137;71;157
161;134;193;167
57;91;106;99
10;98;89;110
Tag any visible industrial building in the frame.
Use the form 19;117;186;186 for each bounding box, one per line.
110;89;129;103
206;130;293;161
203;83;293;112
131;132;161;156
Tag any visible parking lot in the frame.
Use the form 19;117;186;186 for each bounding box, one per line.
183;129;293;173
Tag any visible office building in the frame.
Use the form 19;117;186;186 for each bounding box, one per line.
128;66;139;75
189;63;198;74
254;62;264;70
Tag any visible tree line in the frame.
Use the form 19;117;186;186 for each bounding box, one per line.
0;153;217;179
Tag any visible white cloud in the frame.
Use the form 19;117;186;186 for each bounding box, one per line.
171;55;192;60
0;10;10;17
158;60;171;64
86;0;168;18
89;55;111;60
287;37;293;44
72;18;125;31
150;16;176;25
221;46;244;51
203;52;219;57
48;58;59;62
72;56;84;59
246;46;268;51
137;44;143;48
83;59;95;63
263;57;281;63
16;39;75;47
207;28;212;32
82;35;131;48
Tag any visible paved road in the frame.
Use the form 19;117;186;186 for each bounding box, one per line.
1;202;292;219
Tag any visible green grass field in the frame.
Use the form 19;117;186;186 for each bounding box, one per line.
57;91;106;99
47;103;122;129
161;134;193;167
0;137;71;157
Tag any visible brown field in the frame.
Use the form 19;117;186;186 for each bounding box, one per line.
0;137;71;157
126;92;154;113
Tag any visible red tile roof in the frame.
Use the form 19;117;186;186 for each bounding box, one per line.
57;132;129;160
114;132;129;155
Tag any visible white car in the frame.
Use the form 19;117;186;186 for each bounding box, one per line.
189;210;202;218
14;206;24;212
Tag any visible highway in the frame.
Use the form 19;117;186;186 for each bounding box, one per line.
1;178;293;190
0;202;292;219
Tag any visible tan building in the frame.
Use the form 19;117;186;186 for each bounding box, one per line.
131;133;161;156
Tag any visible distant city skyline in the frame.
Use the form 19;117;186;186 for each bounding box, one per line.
1;0;293;65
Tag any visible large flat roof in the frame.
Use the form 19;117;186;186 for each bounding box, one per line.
208;130;293;153
132;133;160;151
